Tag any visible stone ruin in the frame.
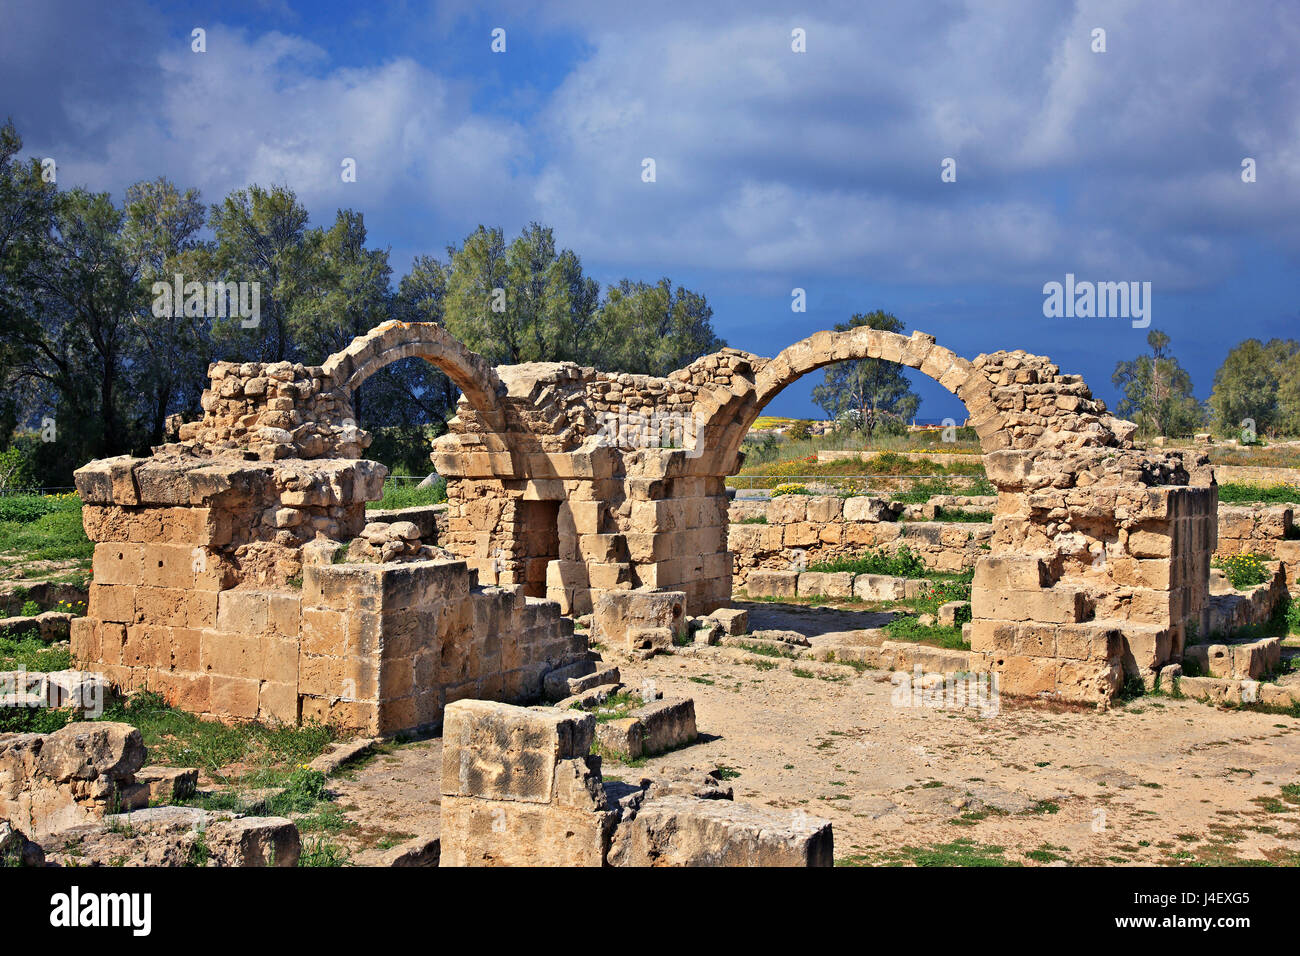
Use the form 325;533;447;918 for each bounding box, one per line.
68;320;1219;735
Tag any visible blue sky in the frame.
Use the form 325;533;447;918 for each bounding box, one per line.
3;0;1298;422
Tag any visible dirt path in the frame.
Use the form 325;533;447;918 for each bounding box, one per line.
323;606;1300;866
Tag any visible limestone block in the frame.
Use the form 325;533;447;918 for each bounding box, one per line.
596;718;644;761
971;587;1087;624
440;699;596;804
972;554;1049;590
135;765;199;803
853;574;905;602
607;795;832;867
746;570;798;599
593;588;688;646
439;793;614;867
706;607;749;636
797;571;853;598
632;697;697;754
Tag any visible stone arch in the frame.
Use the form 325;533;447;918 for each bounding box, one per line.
691;327;1002;476
320;320;507;420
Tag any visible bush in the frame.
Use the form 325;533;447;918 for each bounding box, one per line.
0;447;36;494
771;483;812;497
1213;552;1270;590
366;478;447;510
785;421;812;442
809;544;928;578
0;494;62;523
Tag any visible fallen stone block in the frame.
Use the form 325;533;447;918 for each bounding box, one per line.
381;833;441;867
568;665;621;696
797;571;854;598
628;627;674;651
746;570;798;599
554;683;624;711
748;629;811;647
440;699;596;803
136;765;199;803
633;697;697;754
439;791;615;867
308;737;378;775
607;795;832;866
85;806;302;866
596;717;645;761
0;819;44;866
593;588;688;647
706;607;748;636
853;574;905;602
543;659;596;701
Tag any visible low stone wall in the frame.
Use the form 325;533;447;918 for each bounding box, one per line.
728;494;990;584
1206;561;1291;636
744;568;938;602
72;557;583;735
1216;504;1300;584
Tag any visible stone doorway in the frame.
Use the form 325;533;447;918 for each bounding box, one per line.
520;499;561;598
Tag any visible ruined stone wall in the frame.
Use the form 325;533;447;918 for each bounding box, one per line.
72;452;582;734
71;321;1219;710
1216;504;1300;584
176;360;368;461
969;448;1217;698
727;495;991;584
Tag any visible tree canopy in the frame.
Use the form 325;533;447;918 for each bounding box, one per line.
1111;329;1204;438
0;120;725;485
810;311;920;436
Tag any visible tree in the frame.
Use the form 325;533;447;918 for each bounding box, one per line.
1207;338;1299;437
0;120;59;445
121;177;210;444
207;185;315;363
1111;329;1203;437
810;311;919;437
595;278;722;376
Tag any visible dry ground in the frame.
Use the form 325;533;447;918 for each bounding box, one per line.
323;600;1300;867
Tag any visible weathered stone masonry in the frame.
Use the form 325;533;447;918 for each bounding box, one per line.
72;320;1217;722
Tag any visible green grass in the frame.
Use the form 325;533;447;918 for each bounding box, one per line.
734;640;802;660
366;478;446;510
888;476;996;503
839;837;1018;867
1217;482;1300;505
0;496;93;567
298;837;353;866
572;690;644;723
931;507;993;523
0;633;71;671
100;691;334;786
884;616;970;650
808;544;928;577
